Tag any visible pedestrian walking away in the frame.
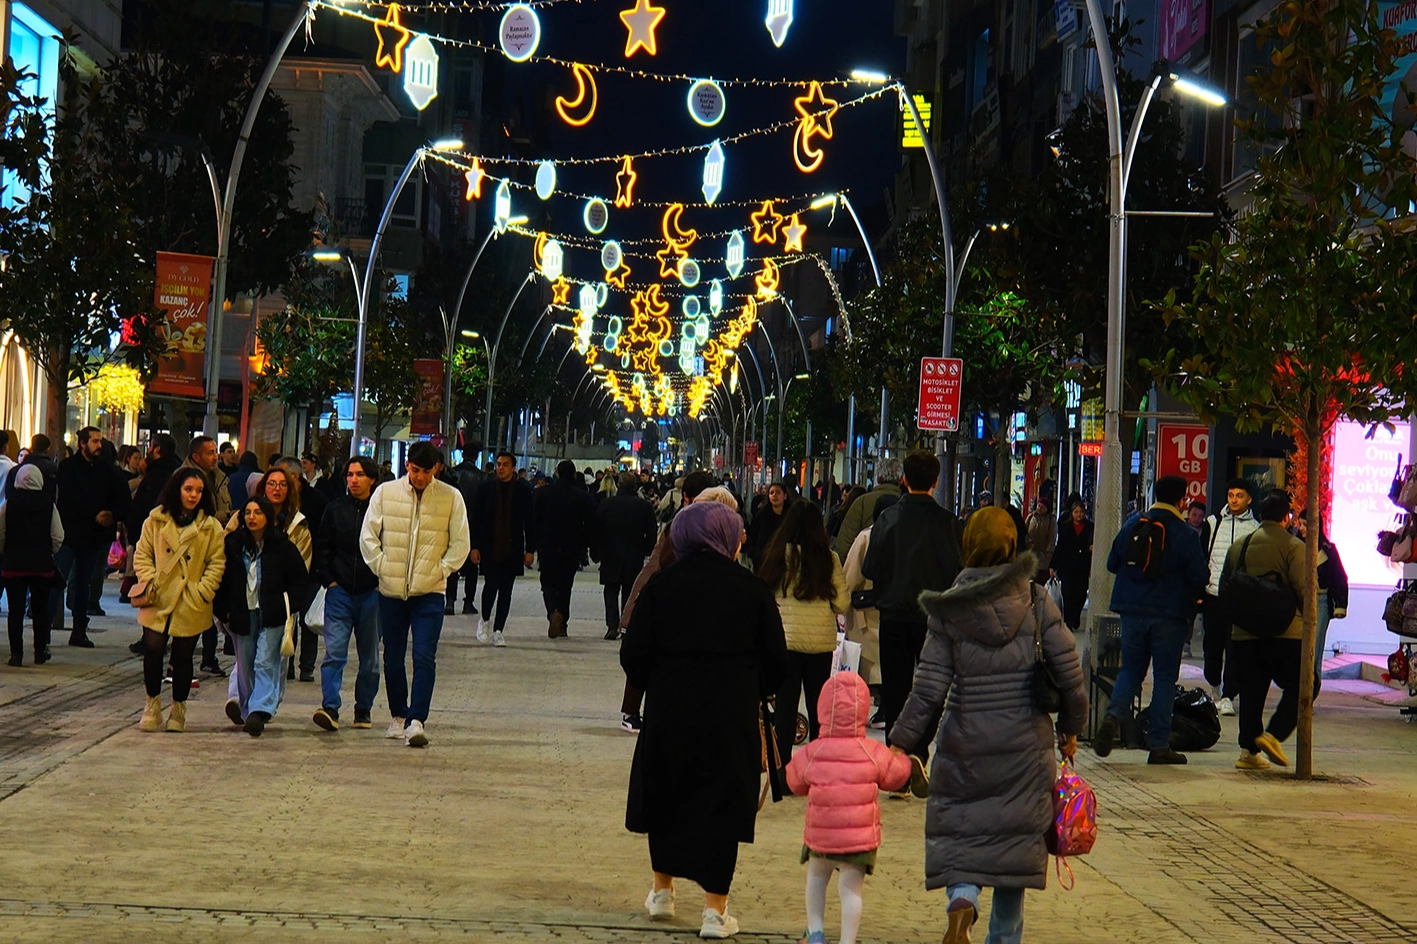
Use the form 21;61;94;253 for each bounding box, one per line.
842;494;898;703
891;506;1087;944
132;469;227;734
1199;478;1260;715
54;426;131;647
470;452;534;648
447;452;486;615
592;470;659;642
1096;475;1209;764
215;497;315;737
837;463;903;557
310;456;383;732
533;460;593;638
360;442;470;747
785;671;910;944
1;465;64;666
622;500;787;939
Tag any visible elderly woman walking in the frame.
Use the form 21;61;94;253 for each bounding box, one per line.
889;507;1088;944
622;500;787;939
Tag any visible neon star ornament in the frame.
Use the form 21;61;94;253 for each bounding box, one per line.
701;141;725;205
403;35;440;111
725;231;746;279
494;179;513;233
374;3;413;72
750;200;785;244
464;158;485;200
607;260;632;289
655;242;688;279
755;258;780;300
619;0;667;58
782;212;807;252
614;156;638;209
551;277;571;306
792;81;840;173
555;63;598;127
535;161;557;200
765;0;794;47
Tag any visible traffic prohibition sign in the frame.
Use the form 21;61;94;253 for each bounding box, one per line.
917;356;963;432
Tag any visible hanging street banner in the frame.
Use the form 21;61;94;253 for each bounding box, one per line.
409;359;445;435
147;252;215;398
1379;2;1417;170
917;356;963;432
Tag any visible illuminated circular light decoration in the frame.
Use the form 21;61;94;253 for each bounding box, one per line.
403;34;440;111
499;4;542;63
494;179;513;233
658;339;676;357
619;0;667;58
682;296;701;318
701;141;725;206
555;63;598;126
583;198;609;234
678;258;701;288
535;161;557;200
687;79;726;127
601;240;622;273
540;239;564;281
765;0;794;47
725;231;746;279
709;279;724;315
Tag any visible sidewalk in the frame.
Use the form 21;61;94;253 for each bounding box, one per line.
0;573;1415;943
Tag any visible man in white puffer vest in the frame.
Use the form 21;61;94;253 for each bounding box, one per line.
359;442;471;748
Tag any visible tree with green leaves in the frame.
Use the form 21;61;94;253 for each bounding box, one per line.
1150;0;1417;779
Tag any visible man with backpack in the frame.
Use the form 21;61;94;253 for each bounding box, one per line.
1198;478;1260;715
1220;493;1305;771
1095;475;1209;765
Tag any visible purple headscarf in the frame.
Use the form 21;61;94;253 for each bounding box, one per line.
670;500;744;560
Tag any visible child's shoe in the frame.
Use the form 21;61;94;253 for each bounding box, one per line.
798;932;827;944
645;887;674;919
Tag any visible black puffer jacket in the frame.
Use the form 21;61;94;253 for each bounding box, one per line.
312;495;378;594
214;528;314;634
861;493;964;624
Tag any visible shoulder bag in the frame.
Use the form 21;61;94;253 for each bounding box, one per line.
280;592;297;657
1030;586;1064;713
1217;533;1298;637
129;579;156;608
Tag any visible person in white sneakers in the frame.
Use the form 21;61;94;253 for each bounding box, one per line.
359;443;470;748
469;451;535;647
1199;479;1260;716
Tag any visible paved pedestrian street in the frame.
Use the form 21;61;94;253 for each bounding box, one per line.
1;572;1415;943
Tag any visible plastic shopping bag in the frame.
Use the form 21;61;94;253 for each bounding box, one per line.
107;540;127;571
1046;577;1064;612
304;587;327;629
832;633;862;675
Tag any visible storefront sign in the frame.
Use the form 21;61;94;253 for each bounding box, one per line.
1156;423;1210;505
147;252;215;398
1159;0;1208;60
1379;1;1417;164
409;358;444;435
1332;419;1410;587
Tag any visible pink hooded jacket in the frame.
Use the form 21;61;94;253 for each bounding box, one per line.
785;671;912;854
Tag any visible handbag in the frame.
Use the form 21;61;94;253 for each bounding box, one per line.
1046;759;1097;889
129;578;155;608
1399;466;1417;512
1383;585;1417;638
850;588;877;610
1392;526;1417;565
304;587;327;629
1028;586;1064;713
759;696;788;805
1378;528;1402;557
280;592;296;657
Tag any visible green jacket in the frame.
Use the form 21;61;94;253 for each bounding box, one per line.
1221;521;1306;641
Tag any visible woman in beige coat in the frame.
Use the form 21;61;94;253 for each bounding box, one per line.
133;468;226;732
758;500;850;766
842;495;899;701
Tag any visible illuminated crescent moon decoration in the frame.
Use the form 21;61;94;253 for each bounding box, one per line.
792;81;840;174
662;204;698;250
755;258;780;300
555;63;598;127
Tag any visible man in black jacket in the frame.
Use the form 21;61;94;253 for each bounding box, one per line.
864;450;963;783
446;454;484;615
533;460;594;637
591;470;659;641
53;427;130;646
310;456;382;731
471;452;535;647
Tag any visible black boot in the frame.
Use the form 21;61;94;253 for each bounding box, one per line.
69;631;95;649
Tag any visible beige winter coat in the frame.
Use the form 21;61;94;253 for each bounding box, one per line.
773;546;851;654
133;507;227;637
359;476;471;599
842;526;881;684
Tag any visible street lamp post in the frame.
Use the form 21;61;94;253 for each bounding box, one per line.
482;272;538;465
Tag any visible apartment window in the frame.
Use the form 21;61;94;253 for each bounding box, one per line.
4;4;60;206
364;163;422;229
971;29;992;106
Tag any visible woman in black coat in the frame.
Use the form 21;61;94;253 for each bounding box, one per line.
1048;498;1094;630
0;464;64;665
621;501;787;939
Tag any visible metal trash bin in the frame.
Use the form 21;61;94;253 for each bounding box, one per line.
1086;612;1124;741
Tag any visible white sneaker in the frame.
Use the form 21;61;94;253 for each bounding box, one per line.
1218;697;1236;717
644;887;674;919
405;719;429;748
385;718;405;739
699;907;739;939
492;630;507;648
475;617;490;644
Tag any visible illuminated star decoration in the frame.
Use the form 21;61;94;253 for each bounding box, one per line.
551;277;571;306
756;259;780;300
792;80;840;173
464;157;485;200
607;260;632;289
656;204;698;278
619;0;667;58
656;242;688;279
750;200;785;245
614;155;638;208
374;3;414;72
782;213;807;252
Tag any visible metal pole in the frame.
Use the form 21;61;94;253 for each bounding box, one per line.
442;307;457;449
846;396;856;483
207;0;313;436
838;194;881;289
483;274;535;464
450;226;499;328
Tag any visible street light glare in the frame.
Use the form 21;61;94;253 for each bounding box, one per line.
1169;75;1227;108
507;215;530;226
850;69;890;84
592;363;607;372
795;372;810;379
310;250;343;263
810;194;837;210
429;138;465;152
461;330;478;338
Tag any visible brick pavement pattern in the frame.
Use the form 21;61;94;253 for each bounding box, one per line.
0;572;1415;943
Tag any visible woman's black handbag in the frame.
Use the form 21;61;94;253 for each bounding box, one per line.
850;588;877;610
1028;587;1064;713
761;696;788;803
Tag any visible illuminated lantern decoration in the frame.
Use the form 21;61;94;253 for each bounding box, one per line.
499;4;541;63
540;239;564;280
535;161;557;200
464;157;485;200
678;259;701;288
709;279;724;315
403;34;440;111
696;316;709;343
584;197;609;234
687;79;726;127
494;179;512;233
765;0;794;47
751;200;784;244
601;240;623;273
782;212;807;252
792;80;839;173
755;259;780;300
619;0;667;58
614;155;638;208
682;296;701;319
725;231;746;279
701;141;725;205
555;63;598;126
374;3;413;72
551;277;571;306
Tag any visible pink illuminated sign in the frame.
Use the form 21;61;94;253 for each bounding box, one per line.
1330;420;1410;588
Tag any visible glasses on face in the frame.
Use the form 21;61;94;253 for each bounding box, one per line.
267;481;289;491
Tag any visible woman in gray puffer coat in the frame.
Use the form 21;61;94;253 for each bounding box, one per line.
889;506;1087;944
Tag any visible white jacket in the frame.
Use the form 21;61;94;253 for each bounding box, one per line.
1202;508;1260;596
359;477;471;600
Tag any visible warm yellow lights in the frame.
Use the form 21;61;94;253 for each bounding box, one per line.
755;259;780;299
792;81;839;173
551;277;571;306
614;155;639;208
464;157;485;200
655;203;697;279
782;213;807;252
619;0;667;58
374;4;413;73
555;62;598;126
750;200;785;244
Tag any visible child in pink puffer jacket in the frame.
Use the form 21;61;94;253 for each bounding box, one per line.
785;670;910;944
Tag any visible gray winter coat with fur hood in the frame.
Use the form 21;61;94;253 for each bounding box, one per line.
891;551;1088;891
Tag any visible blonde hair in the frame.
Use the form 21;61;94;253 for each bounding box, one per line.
693;486;739;512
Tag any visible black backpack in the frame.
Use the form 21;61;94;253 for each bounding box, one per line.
1218;533;1298;637
1123;515;1168;578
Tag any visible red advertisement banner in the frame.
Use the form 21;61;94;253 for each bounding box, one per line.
410;358;445;435
147;252;215;398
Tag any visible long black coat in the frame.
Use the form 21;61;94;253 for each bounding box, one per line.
591;487;658;585
213;529;314;633
1049;517;1094;578
471;477;536;575
622;550;787;843
533;479;593;565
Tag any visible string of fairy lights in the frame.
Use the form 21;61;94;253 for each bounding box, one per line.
312;0;881;417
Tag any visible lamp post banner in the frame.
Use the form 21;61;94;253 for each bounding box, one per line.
917;356;963;432
410;358;445;435
149;251;215;398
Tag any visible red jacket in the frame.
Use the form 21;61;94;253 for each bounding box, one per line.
785;671;911;854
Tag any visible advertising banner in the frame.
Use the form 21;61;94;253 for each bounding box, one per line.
1159;0;1208;60
1156;423;1210;505
409;358;445;436
1379;2;1417;168
147;252;215;398
1331;419;1410;587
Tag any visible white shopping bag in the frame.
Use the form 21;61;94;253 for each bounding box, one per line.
304;587;327;629
832;631;862;675
1046;577;1064;612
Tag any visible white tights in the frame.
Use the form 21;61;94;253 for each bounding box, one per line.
804;858;866;944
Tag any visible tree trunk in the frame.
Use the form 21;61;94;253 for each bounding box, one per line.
1295;406;1322;780
44;371;67;445
994;406;1014;505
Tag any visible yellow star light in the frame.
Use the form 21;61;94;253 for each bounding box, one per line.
782;213;807;252
619;0;667;58
750;200;784;245
374;3;414;73
606;259;632;289
464;158;485;200
792;80;840;173
655;242;688;279
551;277;571;306
614;155;638;208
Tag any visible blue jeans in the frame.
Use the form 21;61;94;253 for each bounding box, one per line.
1313;591;1332;697
1109;614;1189;750
947;884;1024;944
320;586;381;717
379;593;445;725
234;613;287;720
52;544;105;633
